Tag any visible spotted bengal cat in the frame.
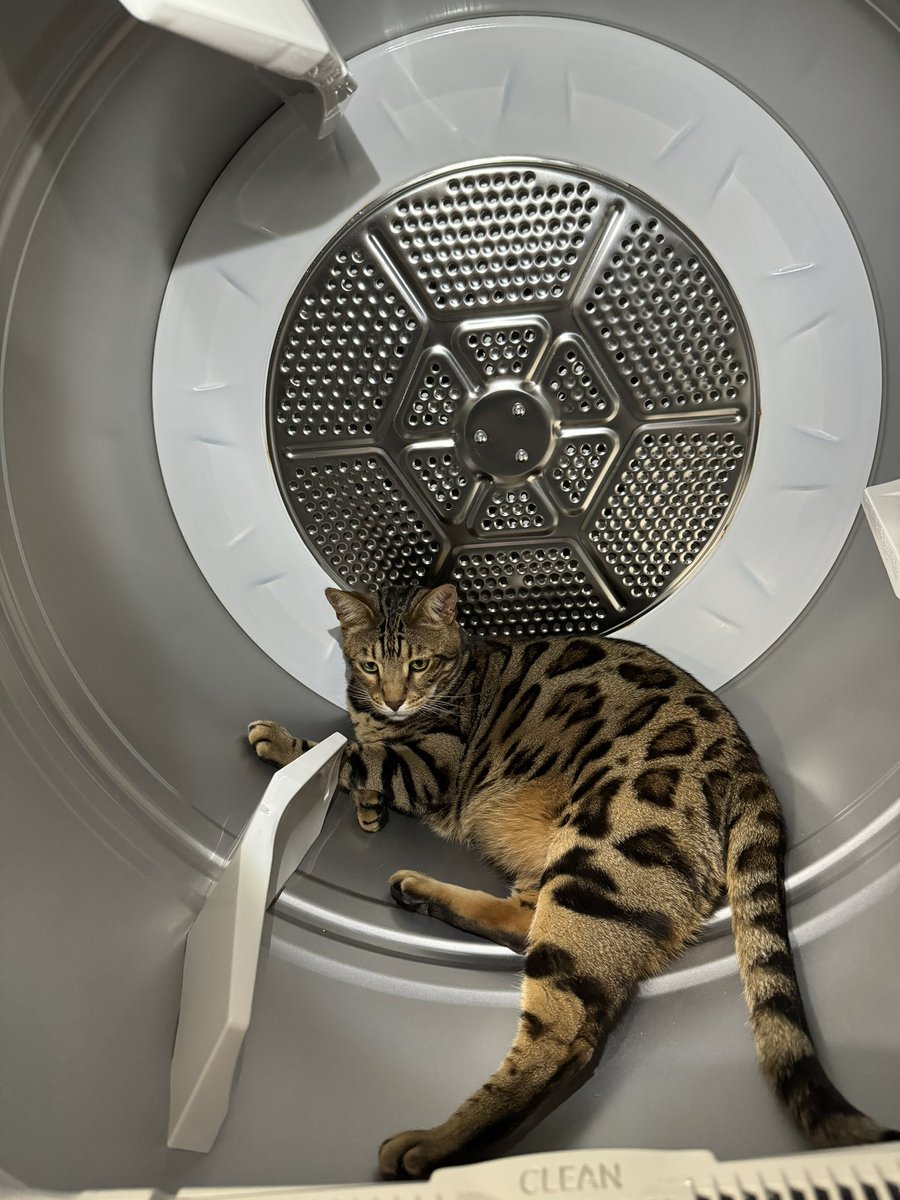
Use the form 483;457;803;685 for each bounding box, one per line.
248;582;898;1179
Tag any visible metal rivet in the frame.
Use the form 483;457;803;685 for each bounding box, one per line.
515;448;529;463
512;401;526;416
474;429;488;443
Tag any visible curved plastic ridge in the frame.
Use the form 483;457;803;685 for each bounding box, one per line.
168;732;347;1152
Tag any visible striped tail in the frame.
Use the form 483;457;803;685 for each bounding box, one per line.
725;766;899;1147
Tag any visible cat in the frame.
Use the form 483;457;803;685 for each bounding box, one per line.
248;581;898;1179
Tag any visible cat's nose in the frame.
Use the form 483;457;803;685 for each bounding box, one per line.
384;697;404;711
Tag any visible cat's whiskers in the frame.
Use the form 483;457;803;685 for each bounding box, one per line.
415;696;461;719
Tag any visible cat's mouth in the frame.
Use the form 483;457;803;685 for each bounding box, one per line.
379;703;413;721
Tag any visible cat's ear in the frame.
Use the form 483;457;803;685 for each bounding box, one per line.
409;584;458;627
324;588;378;632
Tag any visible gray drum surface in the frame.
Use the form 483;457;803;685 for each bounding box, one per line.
0;0;899;1192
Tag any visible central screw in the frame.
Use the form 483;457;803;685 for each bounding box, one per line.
464;384;554;481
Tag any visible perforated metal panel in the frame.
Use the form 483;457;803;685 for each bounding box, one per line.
268;160;757;635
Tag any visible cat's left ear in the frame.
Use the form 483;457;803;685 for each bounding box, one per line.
409;584;457;627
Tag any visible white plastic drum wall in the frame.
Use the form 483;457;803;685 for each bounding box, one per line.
1;0;899;1191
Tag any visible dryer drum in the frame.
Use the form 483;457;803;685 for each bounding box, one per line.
1;0;898;1191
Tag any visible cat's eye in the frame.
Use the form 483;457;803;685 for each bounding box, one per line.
409;658;430;672
359;660;378;674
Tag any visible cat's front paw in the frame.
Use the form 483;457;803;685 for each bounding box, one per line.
354;789;388;833
378;1128;445;1180
247;719;303;767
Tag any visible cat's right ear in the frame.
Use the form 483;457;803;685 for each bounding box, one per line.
324;588;379;632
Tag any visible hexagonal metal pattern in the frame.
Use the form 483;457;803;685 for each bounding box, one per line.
268;160;758;635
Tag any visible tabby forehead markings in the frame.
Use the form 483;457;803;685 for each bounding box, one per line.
250;582;900;1178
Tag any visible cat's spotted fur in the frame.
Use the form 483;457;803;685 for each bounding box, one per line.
249;583;898;1179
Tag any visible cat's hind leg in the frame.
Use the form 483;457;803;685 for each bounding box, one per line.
379;827;714;1179
389;870;536;952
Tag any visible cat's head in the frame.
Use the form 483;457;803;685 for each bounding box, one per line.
325;583;462;721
